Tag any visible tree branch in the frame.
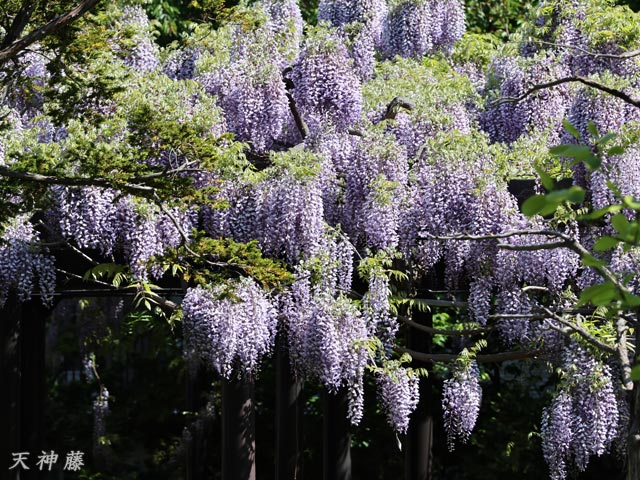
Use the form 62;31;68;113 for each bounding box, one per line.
493;76;640;109
0;165;155;195
396;346;542;364
282;67;309;140
399;315;491;336
1;1;37;50
538;306;617;355
383;96;415;121
0;0;102;64
531;39;640;60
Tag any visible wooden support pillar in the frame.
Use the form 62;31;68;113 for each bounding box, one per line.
275;336;303;480
405;297;434;480
0;300;48;479
222;376;256;480
323;389;351;480
1;299;21;474
19;301;47;480
185;364;207;480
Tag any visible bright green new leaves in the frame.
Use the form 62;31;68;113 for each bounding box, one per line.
521;186;585;217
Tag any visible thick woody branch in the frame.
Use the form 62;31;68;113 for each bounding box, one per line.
383;96;415;121
1;1;37;50
0;165;155;195
282;67;310;140
399;315;491;336
494;76;640;109
0;0;101;64
396;346;542;364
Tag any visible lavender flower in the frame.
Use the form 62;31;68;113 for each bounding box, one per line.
442;360;482;450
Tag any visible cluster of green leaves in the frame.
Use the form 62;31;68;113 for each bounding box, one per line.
464;0;538;40
158;234;294;291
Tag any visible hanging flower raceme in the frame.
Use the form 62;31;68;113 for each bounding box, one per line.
381;0;465;59
0;215;56;307
292;27;363;131
541;343;623;480
182;278;278;379
375;360;420;434
442;360;482;450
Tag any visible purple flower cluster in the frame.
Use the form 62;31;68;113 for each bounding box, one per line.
280;232;367;424
182;278;278;379
203;170;325;264
381;0;465;59
292;28;363;131
541;343;622;479
442;360;482;450
0;215;56;307
220;63;289;152
342;131;408;249
119;6;160;72
53;189;195;280
481;55;572;144
376;364;420;434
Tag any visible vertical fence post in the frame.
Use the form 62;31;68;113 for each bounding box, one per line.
186;364;207;480
1;299;21;474
323;388;351;480
275;335;303;480
20;301;48;480
405;280;436;480
222;375;256;480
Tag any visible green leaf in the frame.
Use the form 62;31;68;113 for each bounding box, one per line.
622;196;640;210
607;146;625;156
593;236;620;251
546;186;585;204
587;120;599;138
597;132;616;145
535;165;554;191
581;253;606;267
521;195;547;217
578;282;617;306
622;292;640;307
581;204;623;220
562;119;580;140
631;365;640;382
582;153;602;170
611;214;630;235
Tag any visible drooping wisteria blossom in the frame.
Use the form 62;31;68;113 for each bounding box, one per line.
381;0;465;59
376;362;420;434
442;360;482;450
182;277;278;379
292;27;363;131
541;343;623;480
0;215;56;307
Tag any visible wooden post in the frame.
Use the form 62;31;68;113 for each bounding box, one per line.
405;278;436;480
323;388;351;480
1;299;21;474
275;336;303;480
186;364;208;480
20;301;48;480
222;375;256;480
